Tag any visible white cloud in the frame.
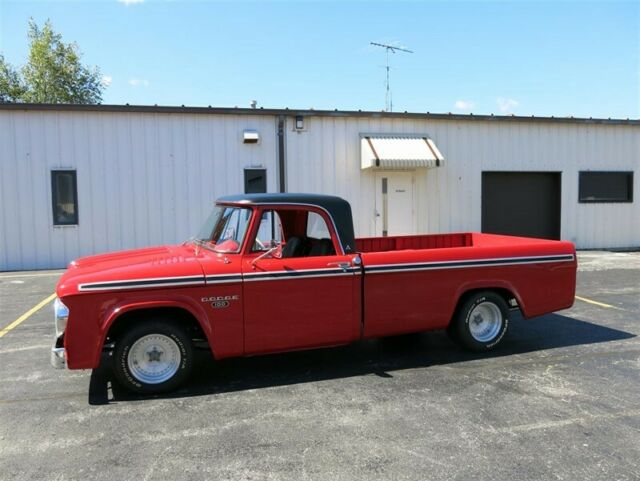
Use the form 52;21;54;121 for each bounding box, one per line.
128;78;150;87
454;100;475;111
101;75;112;87
497;97;519;113
118;0;144;5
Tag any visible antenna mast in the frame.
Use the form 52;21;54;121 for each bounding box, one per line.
370;42;413;112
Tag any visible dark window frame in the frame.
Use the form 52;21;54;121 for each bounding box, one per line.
244;168;267;194
51;170;79;226
578;171;634;203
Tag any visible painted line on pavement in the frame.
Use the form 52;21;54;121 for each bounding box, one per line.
0;272;62;279
575;295;622;310
0;293;57;339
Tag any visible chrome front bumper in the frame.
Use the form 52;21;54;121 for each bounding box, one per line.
51;335;66;369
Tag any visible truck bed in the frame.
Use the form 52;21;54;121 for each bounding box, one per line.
355;232;564;253
356;233;473;252
356;232;577;339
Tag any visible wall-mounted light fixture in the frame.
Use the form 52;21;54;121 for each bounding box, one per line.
243;130;260;144
295;115;304;130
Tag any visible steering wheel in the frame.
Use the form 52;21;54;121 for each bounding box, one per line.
254;238;267;250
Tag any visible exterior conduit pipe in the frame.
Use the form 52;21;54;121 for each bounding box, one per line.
277;115;287;193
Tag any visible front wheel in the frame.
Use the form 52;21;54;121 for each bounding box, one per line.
112;319;194;394
449;291;509;352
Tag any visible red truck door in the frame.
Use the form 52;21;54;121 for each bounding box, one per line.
241;208;361;354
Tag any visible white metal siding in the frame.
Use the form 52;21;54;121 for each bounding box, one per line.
286;116;639;249
0;111;278;270
1;109;638;271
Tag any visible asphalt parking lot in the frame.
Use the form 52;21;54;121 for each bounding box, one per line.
0;251;639;481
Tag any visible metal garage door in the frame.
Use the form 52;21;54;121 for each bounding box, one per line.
482;172;561;240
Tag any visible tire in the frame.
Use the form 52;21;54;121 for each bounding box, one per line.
446;321;460;344
449;291;509;352
112;318;194;394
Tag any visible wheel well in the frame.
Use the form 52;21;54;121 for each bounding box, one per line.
456;287;518;311
105;307;207;344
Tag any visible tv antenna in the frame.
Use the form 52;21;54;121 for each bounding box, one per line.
370;42;413;112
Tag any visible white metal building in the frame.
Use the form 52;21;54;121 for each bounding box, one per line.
0;103;638;271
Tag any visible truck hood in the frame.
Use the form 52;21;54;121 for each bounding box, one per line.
56;244;206;297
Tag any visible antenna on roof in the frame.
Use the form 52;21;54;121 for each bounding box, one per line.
370;42;413;112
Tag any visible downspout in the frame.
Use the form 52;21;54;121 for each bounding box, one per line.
277;115;286;193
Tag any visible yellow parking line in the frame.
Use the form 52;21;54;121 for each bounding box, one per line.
575;295;621;310
0;293;57;339
0;272;62;279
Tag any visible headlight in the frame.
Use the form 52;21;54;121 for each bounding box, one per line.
54;298;69;337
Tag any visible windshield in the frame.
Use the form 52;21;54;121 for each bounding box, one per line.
195;205;252;253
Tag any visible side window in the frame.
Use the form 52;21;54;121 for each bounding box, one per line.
305;211;336;257
51;170;78;225
253;210;283;251
306;211;331;239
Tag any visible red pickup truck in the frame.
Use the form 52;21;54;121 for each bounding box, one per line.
52;194;577;393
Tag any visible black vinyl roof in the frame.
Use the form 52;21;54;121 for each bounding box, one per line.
217;193;356;254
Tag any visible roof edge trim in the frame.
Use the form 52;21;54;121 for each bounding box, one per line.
0;102;638;126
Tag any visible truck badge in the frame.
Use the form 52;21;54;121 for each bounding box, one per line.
201;295;239;309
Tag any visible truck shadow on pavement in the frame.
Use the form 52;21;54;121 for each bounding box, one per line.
88;312;635;405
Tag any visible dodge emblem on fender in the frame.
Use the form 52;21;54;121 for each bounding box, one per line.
201;295;239;309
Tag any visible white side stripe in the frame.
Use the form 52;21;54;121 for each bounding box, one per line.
365;254;575;274
75;254;574;291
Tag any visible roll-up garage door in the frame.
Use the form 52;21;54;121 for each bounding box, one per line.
482;172;561;240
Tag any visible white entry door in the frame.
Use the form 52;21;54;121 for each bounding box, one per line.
374;171;416;237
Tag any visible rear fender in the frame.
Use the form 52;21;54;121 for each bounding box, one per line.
452;280;525;319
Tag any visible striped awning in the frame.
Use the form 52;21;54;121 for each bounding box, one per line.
361;135;445;170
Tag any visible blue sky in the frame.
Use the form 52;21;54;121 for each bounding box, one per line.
0;0;638;118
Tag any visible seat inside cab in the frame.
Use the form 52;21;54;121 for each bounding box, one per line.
254;208;336;258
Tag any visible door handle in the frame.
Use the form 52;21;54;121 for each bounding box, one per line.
327;261;351;271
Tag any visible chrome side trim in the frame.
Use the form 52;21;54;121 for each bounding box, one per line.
75;254;573;290
243;272;357;282
205;274;243;284
78;275;205;291
364;254;575;274
243;267;360;282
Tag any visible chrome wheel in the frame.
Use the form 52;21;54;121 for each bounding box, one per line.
468;302;503;343
127;334;181;385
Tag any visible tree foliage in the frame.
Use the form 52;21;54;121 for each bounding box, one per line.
0;55;26;102
0;19;104;104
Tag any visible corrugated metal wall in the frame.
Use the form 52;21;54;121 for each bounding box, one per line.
1;109;638;270
0;111;278;270
286;116;639;249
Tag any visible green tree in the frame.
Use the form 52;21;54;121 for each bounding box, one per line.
0;19;104;104
0;55;26;102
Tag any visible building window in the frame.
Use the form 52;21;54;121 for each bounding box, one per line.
51;170;78;225
244;168;267;194
579;171;633;203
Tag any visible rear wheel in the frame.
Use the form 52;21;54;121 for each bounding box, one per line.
449;291;509;351
112;318;194;394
